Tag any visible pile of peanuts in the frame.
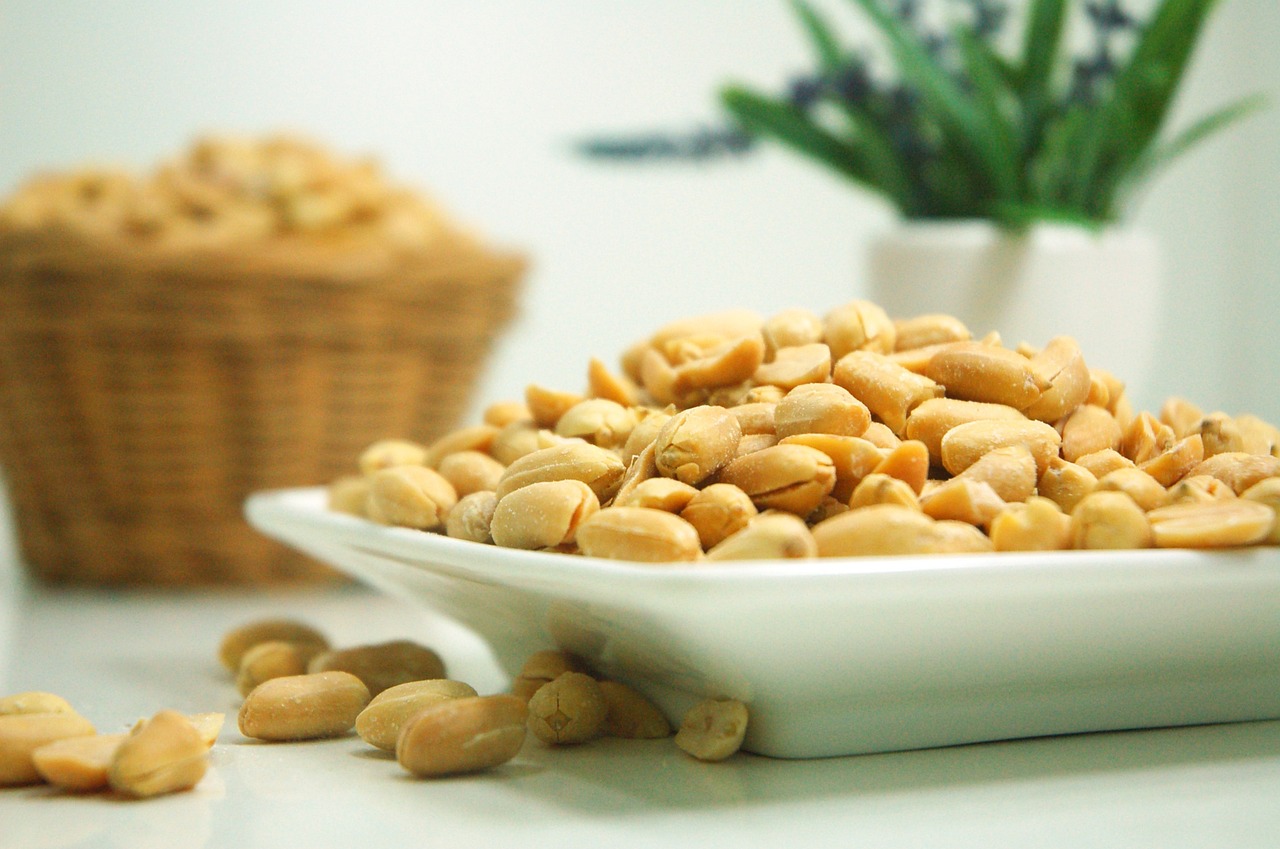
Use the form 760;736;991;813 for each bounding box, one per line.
0;691;222;797
330;300;1280;560
0;134;464;251
224;618;748;777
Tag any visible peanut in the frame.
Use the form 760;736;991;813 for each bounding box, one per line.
436;450;505;498
239;671;371;741
892;313;971;351
1071;492;1152;550
925;341;1050;410
653;405;743;486
421;425;500;469
0;692;76;716
308;640;446;696
1147;500;1275;548
0;711;97;786
773;382;870;438
526;672;607;745
396;695;528;777
236;639;325;697
490;479;600;550
824;300;895;358
598;681;672;739
762;308;824;356
108;710;208;798
554;399;638;449
753;343;833;390
939;419;1062;476
575;507;702;562
33;733;126;792
511;650;590;703
718;443;836;517
444;491;498;543
679;483;759;550
366;465;458;530
832;350;942;435
356;679;479;751
495;441;626;503
218;619;328;673
705;512;818;560
674;699;748;762
358;438;428;475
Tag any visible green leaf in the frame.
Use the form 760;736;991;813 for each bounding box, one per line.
1016;0;1067;157
790;0;843;71
953;26;1019;176
1070;0;1223;215
1115;92;1266;208
845;0;1018;202
720;85;901;205
785;0;914;205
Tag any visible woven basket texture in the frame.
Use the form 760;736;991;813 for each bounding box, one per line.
0;228;523;585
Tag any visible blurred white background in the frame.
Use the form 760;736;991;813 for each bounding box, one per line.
1;0;1277;426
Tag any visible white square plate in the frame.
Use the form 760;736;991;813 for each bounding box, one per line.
246;487;1280;758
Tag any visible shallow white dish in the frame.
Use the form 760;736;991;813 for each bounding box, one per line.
246;487;1280;759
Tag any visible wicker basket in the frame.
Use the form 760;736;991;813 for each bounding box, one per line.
0;227;524;585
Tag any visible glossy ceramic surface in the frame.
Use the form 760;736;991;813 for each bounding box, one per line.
246;487;1280;758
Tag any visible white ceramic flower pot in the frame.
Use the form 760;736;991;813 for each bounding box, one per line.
865;220;1162;406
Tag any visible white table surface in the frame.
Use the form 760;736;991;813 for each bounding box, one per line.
2;532;1280;848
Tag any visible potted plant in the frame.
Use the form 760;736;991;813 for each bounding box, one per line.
582;0;1261;402
733;0;1264;399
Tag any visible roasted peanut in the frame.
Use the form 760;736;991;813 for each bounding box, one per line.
648;309;763;351
989;496;1072;551
705;512;818;560
1193;412;1245;458
893;313;971;351
1160;396;1205;439
872;439;930;494
824;300;896;358
735;432;780;458
729;401;777;435
939;419;1062;476
1237;414;1280;457
587;357;641;407
526;672;607;745
779;433;883;502
1075;448;1136;479
444;491;498;543
1120;412;1176;465
32;733;125;792
422;425;500;469
1071;492;1152;550
904;397;1028;466
848;473;920;511
490;421;564;466
327;474;371;516
718;443;836;517
753;343;833;390
1095;467;1171;512
1;711;97;786
955;444;1036;502
1147;500;1275;548
511;650;591;703
238;671;371;741
397;695;528;777
1022;336;1091;422
833;351;942;435
495;442;627;503
366;465;458;530
620;408;673;461
597;681;671;738
575;507;703;562
653;406;743;485
490;479;600;550
554;399;638;449
674;699;748;762
1190;452;1280;495
108;710;208;798
1037;457;1098;514
218;619;328;673
773;382;870;438
1242;478;1280;544
679;483;759;550
0;692;76;716
525;384;584;429
813;504;991;556
308;640;446;696
482;400;532;428
762;308;825;357
925;341;1049;410
358;438;427;475
670;335;767;401
1061;404;1122;463
613;477;700;513
236;639;325;697
436;450;505;498
919;478;1006;528
355;679;479;751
